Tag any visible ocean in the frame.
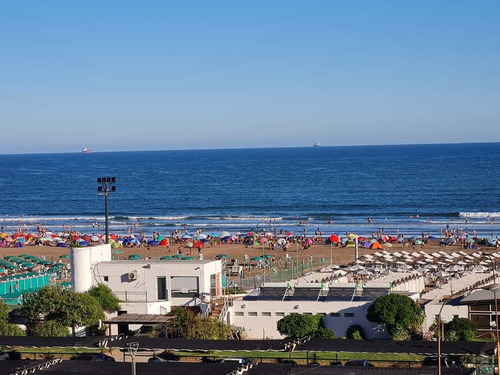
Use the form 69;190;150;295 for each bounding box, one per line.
0;143;499;239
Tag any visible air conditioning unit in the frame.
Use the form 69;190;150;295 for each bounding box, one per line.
128;270;139;280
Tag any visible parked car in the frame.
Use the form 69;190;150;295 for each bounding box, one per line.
220;357;251;365
344;359;374;367
421;355;454;368
91;353;115;362
0;352;10;360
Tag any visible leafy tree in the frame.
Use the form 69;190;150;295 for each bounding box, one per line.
345;324;366;340
61;293;104;335
277;313;335;339
20;286;104;336
20;286;67;323
0;300;9;322
32;321;68;337
88;284;120;313
444;317;477;341
366;294;423;339
170;308;231;339
0;322;26;336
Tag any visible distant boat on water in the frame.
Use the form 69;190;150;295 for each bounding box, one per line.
314;142;320;147
82;147;93;154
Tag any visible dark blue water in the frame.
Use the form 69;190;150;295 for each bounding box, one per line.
0;143;499;238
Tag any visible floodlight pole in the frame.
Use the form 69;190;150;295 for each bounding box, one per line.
97;177;116;244
126;342;139;375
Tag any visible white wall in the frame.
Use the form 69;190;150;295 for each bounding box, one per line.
89;260;222;314
71;244;112;292
423;303;468;333
230;299;388;340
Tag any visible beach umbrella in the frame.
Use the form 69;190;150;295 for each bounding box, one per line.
217;254;229;259
112;249;123;254
159;238;169;246
128;254;141;260
193;242;204;249
330;234;340;243
277;238;286;245
435;270;449;278
186;242;194;248
184;256;196;260
196;233;207;240
148;240;159;246
251;256;263;261
59;254;70;259
209;232;220;238
160;255;173;260
172;254;185;259
263;254;273;259
414;240;423;245
181;234;193;240
91;235;99;242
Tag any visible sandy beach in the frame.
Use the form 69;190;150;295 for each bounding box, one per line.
0;240;489;270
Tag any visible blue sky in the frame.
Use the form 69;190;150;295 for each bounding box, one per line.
1;1;499;153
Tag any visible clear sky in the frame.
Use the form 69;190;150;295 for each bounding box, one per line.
1;1;499;154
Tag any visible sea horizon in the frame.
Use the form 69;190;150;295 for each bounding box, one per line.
1;141;499;156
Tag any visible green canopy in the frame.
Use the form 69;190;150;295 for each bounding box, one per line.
251;256;263;261
217;254;229;259
172;254;185;259
128;254;141;260
160;255;173;260
59;254;70;259
263;254;273;259
184;256;196;260
112;249;123;254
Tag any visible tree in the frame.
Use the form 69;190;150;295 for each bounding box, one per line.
32;321;68;337
20;286;104;336
0;322;26;336
0;300;9;322
366;294;423;339
444;317;477;341
88;284;120;313
277;313;335;339
170;308;231;340
345;324;366;340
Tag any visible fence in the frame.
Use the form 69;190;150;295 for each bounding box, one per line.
228;257;328;291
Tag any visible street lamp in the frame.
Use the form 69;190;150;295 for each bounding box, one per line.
97;177;116;244
485;283;500;373
483;254;500;374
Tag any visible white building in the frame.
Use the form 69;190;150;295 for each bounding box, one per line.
71;245;224;330
228;282;406;339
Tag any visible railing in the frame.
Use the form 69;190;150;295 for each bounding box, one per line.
218;295;232;322
114;290;149;302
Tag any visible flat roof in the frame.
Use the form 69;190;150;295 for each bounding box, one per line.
104;314;175;325
100;259;219;265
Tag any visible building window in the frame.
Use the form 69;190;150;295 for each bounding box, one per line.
304;312;313;315
453;315;459;320
103;276;109;282
171;276;199;298
344;313;354;318
275;312;285;317
248;312;258;317
262;312;271;317
330;313;340;317
234;312;244;317
157;277;167;300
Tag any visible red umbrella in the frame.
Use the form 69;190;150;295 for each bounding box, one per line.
330;234;339;243
193;243;204;249
160;238;169;246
